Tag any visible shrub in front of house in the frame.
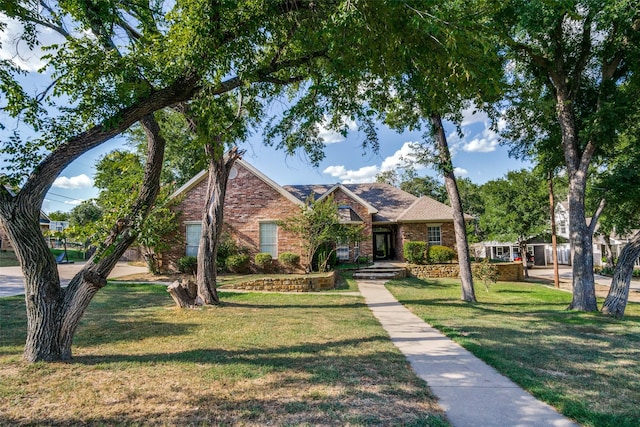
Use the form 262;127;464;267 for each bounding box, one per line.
226;254;250;273
279;252;300;272
254;252;273;272
312;244;337;272
428;245;456;263
216;233;245;272
177;256;197;274
404;241;427;264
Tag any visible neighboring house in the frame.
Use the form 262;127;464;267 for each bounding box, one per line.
168;159;467;267
475;201;571;267
476;200;640;268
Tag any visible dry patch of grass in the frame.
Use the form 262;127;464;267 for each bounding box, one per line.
387;277;640;427
0;283;447;426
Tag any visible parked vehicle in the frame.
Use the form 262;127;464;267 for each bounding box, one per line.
514;253;534;268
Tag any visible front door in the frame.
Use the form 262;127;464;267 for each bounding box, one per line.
374;232;392;260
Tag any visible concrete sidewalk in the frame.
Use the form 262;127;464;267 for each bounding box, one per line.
358;280;578;427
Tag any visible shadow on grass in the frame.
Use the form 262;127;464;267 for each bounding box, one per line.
71;336;390;366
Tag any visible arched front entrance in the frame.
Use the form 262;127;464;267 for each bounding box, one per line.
373;227;396;261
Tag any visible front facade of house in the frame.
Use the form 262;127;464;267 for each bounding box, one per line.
168;159;463;268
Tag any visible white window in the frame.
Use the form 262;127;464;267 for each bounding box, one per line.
336;244;350;260
496;247;504;257
185;223;201;256
259;222;278;257
427;226;441;246
559;219;567;235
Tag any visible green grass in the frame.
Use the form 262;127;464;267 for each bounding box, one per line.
0;250;19;267
50;248;86;262
0;249;86;268
0;282;448;426
386;277;640;427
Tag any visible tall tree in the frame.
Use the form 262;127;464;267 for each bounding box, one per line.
500;0;640;311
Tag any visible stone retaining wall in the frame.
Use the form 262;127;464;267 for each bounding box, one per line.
407;262;524;282
223;271;336;292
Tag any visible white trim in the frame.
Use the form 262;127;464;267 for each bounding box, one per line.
170;170;208;200
317;183;378;214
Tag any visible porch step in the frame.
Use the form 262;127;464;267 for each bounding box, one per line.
352;266;406;280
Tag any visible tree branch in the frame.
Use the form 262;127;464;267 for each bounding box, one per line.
589;198;606;235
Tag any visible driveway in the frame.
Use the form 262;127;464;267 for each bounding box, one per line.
0;262;149;298
528;265;640;292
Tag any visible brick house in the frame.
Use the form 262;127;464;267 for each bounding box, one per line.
168;159;466;267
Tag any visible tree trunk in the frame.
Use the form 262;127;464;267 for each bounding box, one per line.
566;184;597;311
554;87;597;311
168;279;199;308
430;113;476;302
603;235;615;269
519;240;529;279
1;114;166;362
548;174;560;288
196;145;243;304
602;230;640;318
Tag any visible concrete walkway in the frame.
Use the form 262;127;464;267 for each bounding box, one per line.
358;280;578;427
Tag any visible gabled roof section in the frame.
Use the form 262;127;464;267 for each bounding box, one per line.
396;196;474;222
169;170;208;200
343;183;417;222
169;159;305;207
318;183;378;214
338;206;364;223
285;182;440;223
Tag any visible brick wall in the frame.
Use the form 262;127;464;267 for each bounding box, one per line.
330;188;373;260
398;222;457;261
169;163;304;267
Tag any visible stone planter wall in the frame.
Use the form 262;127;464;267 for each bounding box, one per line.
407;262;523;282
223;271;336;292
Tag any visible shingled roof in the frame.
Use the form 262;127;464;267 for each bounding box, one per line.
283;182;467;223
396;196;473;222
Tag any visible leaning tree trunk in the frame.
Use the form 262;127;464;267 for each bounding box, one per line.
1;114;166;362
602;230;640;318
430;113;476;302
195;145;244;304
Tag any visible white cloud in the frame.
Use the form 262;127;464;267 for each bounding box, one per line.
380;141;424;172
53;174;93;189
322;164;379;184
454;167;468;177
0;16;63;71
323;141;434;184
460;106;489;127
317;117;357;144
461;126;500;153
64;199;84;206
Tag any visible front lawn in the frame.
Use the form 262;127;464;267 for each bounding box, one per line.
0;282;447;426
0;250;19;267
386;277;640;427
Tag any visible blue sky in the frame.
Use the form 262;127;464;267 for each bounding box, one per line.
1;14;532;213
39;111;531;213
